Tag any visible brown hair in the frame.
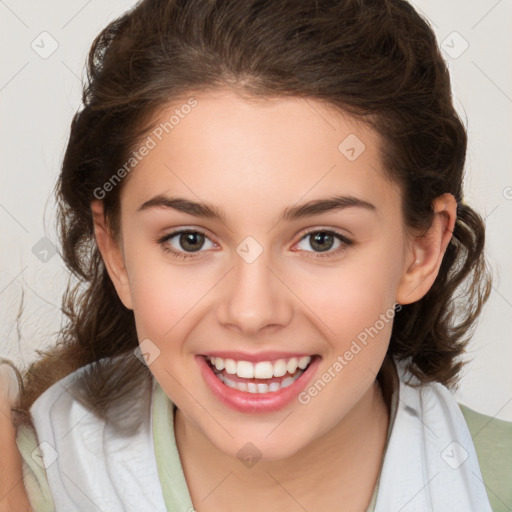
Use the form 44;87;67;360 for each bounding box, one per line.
17;0;491;420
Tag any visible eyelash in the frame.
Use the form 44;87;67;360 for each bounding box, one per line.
156;228;353;261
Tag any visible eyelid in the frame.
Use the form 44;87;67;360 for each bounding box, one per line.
299;224;349;235
294;226;352;244
291;227;353;255
158;226;217;244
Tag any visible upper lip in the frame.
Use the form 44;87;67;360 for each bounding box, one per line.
200;351;316;363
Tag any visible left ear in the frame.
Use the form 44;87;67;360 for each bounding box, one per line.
396;193;457;305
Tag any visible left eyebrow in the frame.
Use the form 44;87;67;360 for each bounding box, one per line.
136;194;376;223
280;195;376;222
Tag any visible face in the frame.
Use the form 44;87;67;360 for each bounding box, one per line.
99;89;418;460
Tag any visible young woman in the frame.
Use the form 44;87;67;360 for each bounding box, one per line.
2;0;511;511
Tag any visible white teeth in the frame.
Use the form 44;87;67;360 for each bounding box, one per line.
286;358;299;374
281;377;295;388
236;381;248;392
272;359;288;377
236;361;254;379
224;359;237;375
247;382;258;393
257;383;269;393
268;382;281;392
216;370;304;394
254;361;274;379
298;356;311;370
208;355;313;380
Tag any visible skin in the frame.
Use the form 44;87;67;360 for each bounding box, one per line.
0;364;31;512
90;88;456;511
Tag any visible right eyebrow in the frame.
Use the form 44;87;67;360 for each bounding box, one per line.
137;195;226;222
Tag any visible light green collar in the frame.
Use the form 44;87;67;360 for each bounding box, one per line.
150;380;400;512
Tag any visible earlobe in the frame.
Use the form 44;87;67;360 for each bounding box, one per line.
90;200;133;310
396;193;457;305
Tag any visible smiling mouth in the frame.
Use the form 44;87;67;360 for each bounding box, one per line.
203;355;317;394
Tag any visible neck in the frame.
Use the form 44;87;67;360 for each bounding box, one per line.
175;359;396;512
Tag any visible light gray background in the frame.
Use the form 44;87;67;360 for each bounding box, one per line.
1;0;511;420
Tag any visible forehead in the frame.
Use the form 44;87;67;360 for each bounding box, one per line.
121;89;400;220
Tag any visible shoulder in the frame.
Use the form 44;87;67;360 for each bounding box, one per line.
393;359;508;510
29;357;153;437
18;360;159;511
16;422;55;511
15;366;102;512
15;367;91;512
458;403;512;512
28;357;155;458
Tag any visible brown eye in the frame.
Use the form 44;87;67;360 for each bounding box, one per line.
308;232;335;252
178;231;206;252
158;229;216;258
295;230;353;257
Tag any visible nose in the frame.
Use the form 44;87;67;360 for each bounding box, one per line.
216;251;294;336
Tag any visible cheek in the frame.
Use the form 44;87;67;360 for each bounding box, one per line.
292;261;399;422
128;269;208;341
296;272;395;378
122;241;199;339
291;243;402;342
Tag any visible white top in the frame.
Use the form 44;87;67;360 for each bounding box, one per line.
28;358;492;511
375;359;492;511
30;369;167;511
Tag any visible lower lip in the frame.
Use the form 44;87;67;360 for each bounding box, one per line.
196;355;321;413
